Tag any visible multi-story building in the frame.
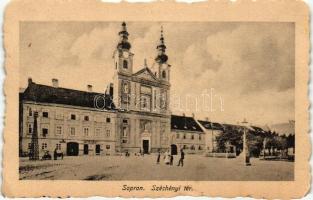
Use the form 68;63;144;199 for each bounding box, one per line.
19;22;222;157
198;120;224;152
19;78;117;157
19;22;172;157
170;115;205;154
111;22;171;154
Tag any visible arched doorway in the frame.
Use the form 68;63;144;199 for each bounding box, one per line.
67;142;79;156
171;144;178;155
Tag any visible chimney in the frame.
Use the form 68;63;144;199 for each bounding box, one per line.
205;117;209;121
87;84;92;92
52;78;59;87
192;113;195;118
28;77;33;85
182;113;185;117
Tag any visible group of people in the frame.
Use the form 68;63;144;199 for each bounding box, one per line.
156;149;185;167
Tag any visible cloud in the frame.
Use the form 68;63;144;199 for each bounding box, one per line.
205;23;295;94
19;22;295;125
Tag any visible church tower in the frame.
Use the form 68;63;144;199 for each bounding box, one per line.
112;22;134;110
155;26;170;82
113;22;134;75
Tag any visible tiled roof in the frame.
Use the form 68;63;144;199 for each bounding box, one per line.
21;81;115;110
171;115;204;133
198;120;224;131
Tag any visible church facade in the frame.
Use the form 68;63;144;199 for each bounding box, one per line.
111;22;171;153
19;22;176;157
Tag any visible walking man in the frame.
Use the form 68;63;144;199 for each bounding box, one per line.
177;149;185;167
156;150;161;164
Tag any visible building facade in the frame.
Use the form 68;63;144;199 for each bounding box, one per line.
19;22;173;157
170;115;205;154
112;22;171;154
19;22;226;157
19;79;117;157
197;120;224;152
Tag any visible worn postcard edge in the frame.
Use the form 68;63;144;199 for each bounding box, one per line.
1;0;311;198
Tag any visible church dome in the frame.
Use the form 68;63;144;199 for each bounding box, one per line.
155;54;168;63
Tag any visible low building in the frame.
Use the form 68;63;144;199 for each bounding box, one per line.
170;115;205;154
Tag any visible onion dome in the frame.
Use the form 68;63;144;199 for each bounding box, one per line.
117;22;131;50
155;26;168;64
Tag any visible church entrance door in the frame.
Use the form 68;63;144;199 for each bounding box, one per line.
171;144;178;155
143;140;149;154
67;142;79;156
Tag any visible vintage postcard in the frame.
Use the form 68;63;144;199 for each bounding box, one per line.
2;0;310;198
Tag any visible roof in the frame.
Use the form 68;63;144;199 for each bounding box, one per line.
198;120;224;131
171;115;204;133
133;67;158;80
21;81;115;110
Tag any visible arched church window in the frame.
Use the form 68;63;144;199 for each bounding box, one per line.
28;108;32;116
162;70;166;79
123;60;128;69
123;82;129;93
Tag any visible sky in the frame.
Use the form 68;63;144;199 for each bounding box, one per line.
19;22;295;126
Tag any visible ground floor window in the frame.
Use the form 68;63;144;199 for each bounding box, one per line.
106;145;110;149
41;143;47;150
42;128;48;137
56;143;61;150
55;126;62;135
28;124;32;135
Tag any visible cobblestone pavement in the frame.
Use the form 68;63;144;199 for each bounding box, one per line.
19;154;294;180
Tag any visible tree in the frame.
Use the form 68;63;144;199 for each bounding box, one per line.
216;128;243;154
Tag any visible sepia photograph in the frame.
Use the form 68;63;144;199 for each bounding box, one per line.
18;21;295;181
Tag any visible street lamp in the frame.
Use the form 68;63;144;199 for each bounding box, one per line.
29;111;39;160
242;118;251;166
211;121;214;153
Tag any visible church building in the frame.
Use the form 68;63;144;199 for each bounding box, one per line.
19;22;174;157
111;22;171;153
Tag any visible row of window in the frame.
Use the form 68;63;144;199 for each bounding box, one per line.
29;143;111;150
28;124;111;137
176;133;202;140
28;108;111;123
181;145;203;151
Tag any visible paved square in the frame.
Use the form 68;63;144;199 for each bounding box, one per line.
19;155;294;181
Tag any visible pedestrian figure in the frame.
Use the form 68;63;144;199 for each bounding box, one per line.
164;150;170;165
170;154;174;165
156;150;161;164
177;149;185;167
